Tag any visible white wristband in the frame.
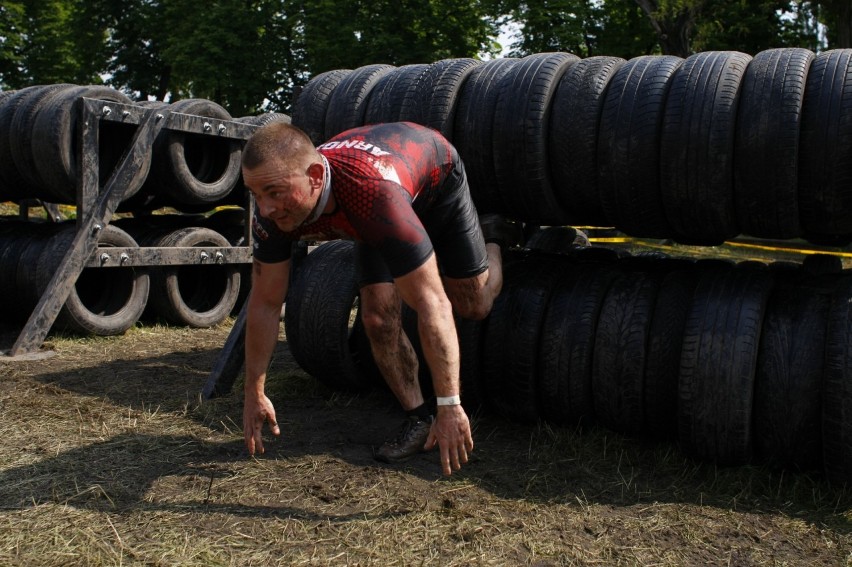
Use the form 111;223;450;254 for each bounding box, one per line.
436;395;461;406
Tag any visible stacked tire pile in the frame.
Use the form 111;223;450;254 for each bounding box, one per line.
294;48;852;245
0;83;288;335
286;239;852;486
287;48;852;485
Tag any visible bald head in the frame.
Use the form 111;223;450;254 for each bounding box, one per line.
242;122;320;173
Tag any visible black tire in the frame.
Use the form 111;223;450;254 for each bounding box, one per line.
203;207;250;232
678;263;773;465
0;86;54;200
408;58;481;140
146;227;240;327
113;213;203;246
324;64;394;139
363;64;431;125
202;208;252;314
481;252;567;422
456;315;486;414
16;222;65;315
661;51;752;245
0;221;45;319
0;90;17;106
735;48;814;239
35;223;150;335
10;222;63;322
823;275;852;486
292;69;351;145
284;240;377;391
453;58;518;214
0;89;19;200
9;83;74;201
598;55;683;238
538;262;618;426
643;269;698;439
494;52;579;224
31;85;135;203
754;275;829;471
148;98;242;205
236;113;291;127
569;245;622;264
799;49;852;237
592;269;660;435
802;253;843;275
550;55;626;227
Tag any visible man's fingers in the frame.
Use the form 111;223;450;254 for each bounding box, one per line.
253;422;265;454
424;429;437;450
449;446;461;473
268;416;281;437
440;445;452;476
245;430;256;455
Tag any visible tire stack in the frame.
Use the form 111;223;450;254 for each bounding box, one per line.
0;83;288;334
287;48;852;485
286;240;852;486
293;48;852;245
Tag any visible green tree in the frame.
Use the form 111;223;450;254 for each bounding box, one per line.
813;0;851;47
106;0;172;101
693;1;822;53
597;0;660;58
5;0;110;87
634;0;701;57
503;0;658;58
303;0;501;73
0;2;27;88
505;0;602;57
161;0;299;116
777;1;823;51
633;0;824;56
107;0;302;115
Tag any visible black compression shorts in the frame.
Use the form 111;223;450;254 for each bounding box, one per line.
356;161;487;287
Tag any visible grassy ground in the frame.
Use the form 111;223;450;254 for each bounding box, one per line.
0;319;850;566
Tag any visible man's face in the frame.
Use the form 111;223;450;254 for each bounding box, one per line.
243;159;319;233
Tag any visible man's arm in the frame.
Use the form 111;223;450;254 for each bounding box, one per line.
394;253;473;476
243;258;290;455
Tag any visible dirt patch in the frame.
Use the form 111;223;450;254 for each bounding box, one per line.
0;319;850;566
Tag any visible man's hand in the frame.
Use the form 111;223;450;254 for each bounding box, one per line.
425;404;474;476
243;392;281;455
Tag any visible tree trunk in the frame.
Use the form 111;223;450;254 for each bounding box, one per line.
634;0;696;57
824;0;852;48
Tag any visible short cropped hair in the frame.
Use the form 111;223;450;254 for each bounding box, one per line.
242;122;319;171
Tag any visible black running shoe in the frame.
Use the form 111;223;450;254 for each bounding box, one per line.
374;415;434;463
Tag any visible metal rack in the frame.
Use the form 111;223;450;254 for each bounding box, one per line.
5;97;257;358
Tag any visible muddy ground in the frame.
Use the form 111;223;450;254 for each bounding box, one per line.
0;317;850;566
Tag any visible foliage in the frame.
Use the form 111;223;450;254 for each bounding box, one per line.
0;0;848;112
812;0;851;48
0;2;27;88
504;0;659;58
105;0;299;116
303;0;501;73
692;1;822;54
1;0;110;88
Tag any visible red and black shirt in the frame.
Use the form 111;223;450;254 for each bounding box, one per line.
252;122;460;277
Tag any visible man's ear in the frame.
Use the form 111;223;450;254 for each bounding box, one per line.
307;161;324;190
